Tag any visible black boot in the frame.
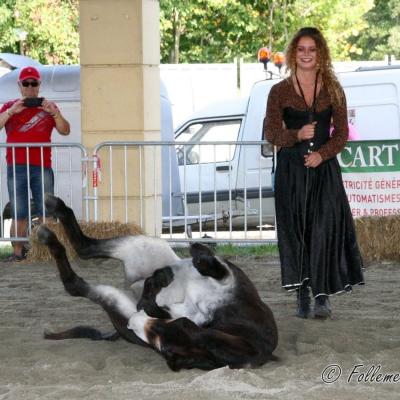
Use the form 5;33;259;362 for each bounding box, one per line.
296;284;311;318
313;295;331;319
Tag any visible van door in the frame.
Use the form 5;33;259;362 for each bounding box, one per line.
235;81;275;227
174;116;243;227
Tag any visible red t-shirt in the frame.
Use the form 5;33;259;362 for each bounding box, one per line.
1;100;56;168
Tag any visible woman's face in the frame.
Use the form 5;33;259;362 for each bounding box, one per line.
295;36;318;71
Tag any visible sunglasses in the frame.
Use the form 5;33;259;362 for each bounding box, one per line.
21;80;40;87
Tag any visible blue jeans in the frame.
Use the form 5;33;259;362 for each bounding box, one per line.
7;165;54;220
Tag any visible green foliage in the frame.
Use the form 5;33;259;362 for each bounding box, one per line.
350;0;400;60
0;0;396;65
0;0;79;64
160;0;377;63
0;0;19;54
216;243;278;257
160;0;292;63
289;0;374;60
0;244;13;258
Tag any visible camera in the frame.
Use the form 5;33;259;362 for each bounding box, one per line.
23;97;44;107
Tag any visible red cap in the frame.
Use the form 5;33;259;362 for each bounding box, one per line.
19;66;41;81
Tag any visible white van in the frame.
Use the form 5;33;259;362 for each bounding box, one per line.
174;66;400;228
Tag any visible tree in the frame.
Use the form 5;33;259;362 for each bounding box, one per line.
0;0;79;64
0;0;391;65
160;0;204;63
160;0;290;63
350;0;400;60
286;0;374;60
160;0;375;63
0;0;18;54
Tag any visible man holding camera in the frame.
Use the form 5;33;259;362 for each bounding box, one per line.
0;66;70;261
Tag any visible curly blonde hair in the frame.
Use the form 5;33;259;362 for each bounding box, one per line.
285;27;344;107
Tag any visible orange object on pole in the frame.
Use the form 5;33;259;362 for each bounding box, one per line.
273;52;285;69
258;47;271;66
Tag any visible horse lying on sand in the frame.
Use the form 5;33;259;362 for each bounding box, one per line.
38;194;278;371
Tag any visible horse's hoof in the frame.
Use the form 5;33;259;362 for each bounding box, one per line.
43;328;56;339
37;226;56;245
45;194;65;215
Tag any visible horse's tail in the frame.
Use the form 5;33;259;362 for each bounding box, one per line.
44;326;120;341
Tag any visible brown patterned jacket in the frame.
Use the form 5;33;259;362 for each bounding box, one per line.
264;78;349;161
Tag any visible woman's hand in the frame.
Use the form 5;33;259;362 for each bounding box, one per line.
304;152;322;168
297;121;316;141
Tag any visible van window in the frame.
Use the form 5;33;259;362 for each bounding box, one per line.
344;82;400;140
175;119;241;165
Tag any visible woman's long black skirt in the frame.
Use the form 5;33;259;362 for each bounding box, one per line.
275;148;364;297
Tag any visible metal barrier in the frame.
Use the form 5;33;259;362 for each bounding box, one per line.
0;143;89;242
4;139;400;246
92;140;277;244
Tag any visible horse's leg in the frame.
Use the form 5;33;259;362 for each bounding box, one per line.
44;326;120;341
127;313;261;371
44;194;180;285
44;194;125;260
190;243;229;280
136;266;174;319
37;226;145;345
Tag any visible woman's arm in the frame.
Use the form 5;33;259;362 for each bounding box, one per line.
317;89;349;161
264;84;299;147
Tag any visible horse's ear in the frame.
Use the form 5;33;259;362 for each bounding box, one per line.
189;242;215;258
191;254;228;280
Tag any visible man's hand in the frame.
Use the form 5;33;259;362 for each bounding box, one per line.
41;99;59;117
304;152;322;168
8;99;26;115
41;99;70;135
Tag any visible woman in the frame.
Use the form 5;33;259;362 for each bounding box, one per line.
264;27;364;319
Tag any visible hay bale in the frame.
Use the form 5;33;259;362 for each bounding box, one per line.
28;220;144;262
354;215;400;263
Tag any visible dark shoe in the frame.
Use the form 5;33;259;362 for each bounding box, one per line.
1;253;26;263
313;295;331;319
296;285;311;318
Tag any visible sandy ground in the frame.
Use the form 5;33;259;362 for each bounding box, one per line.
0;255;399;400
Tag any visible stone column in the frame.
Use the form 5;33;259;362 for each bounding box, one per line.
79;0;161;234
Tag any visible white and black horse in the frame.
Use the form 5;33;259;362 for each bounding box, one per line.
38;194;278;371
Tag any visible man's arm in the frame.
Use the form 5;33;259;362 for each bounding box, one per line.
41;99;70;136
52;111;70;136
0;100;25;129
0;109;12;129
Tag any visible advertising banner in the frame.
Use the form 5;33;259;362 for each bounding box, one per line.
338;140;400;218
